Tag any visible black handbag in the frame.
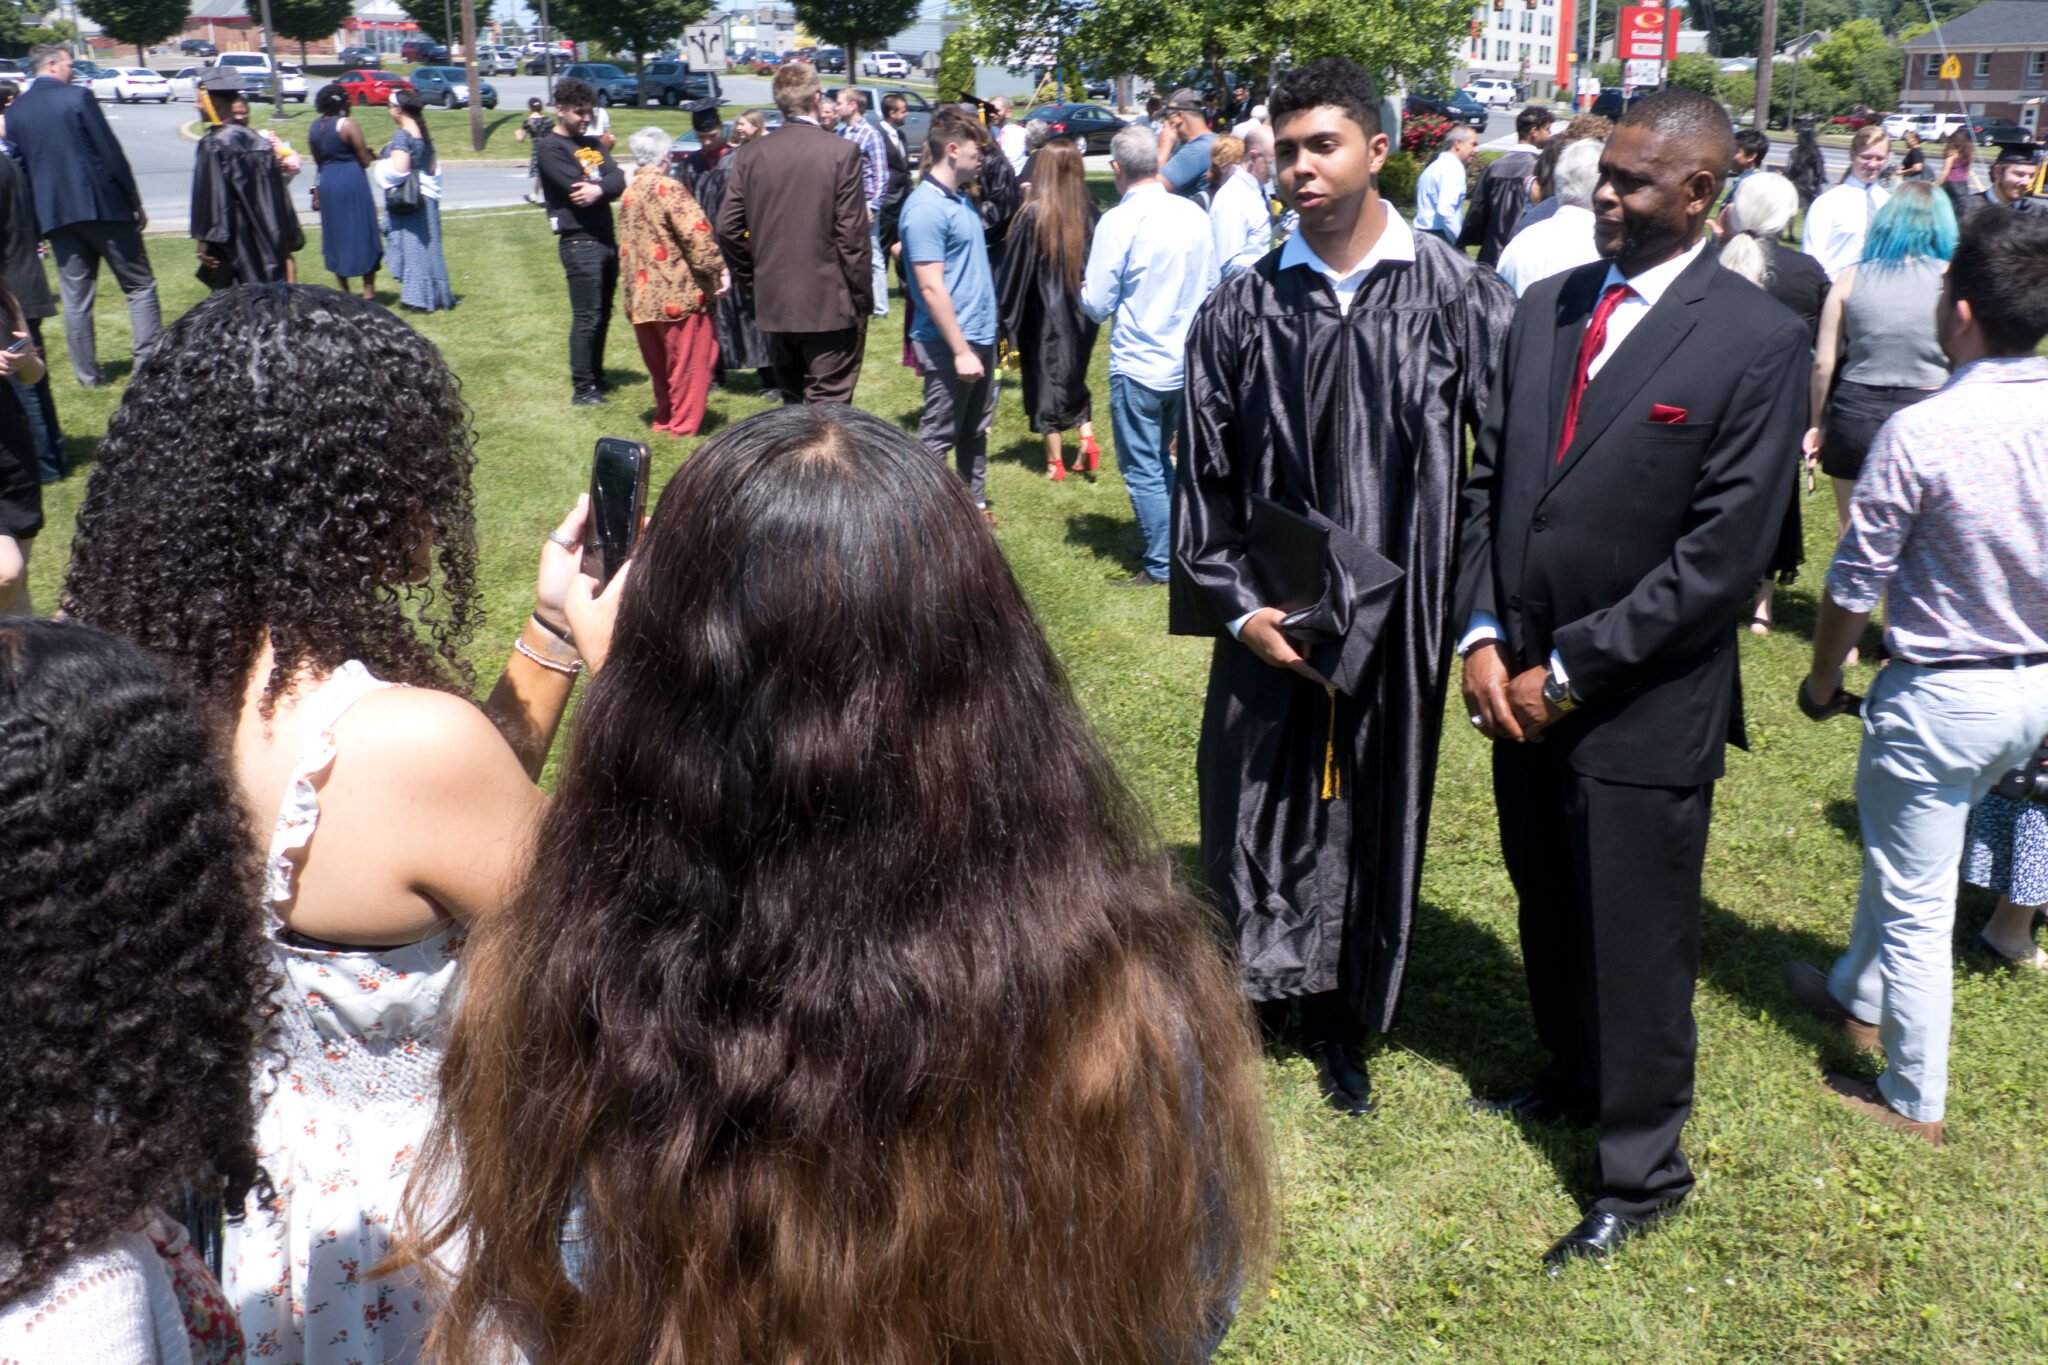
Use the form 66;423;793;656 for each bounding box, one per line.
1993;736;2048;805
385;166;423;214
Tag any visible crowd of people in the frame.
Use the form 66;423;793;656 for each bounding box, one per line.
0;42;2045;1365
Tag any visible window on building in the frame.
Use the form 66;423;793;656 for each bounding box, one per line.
1923;53;1940;78
2029;50;2047;86
1518;41;1530;61
1539;44;1551;63
1540;14;1553;34
1973;51;1992;88
1497;39;1509;61
1520;11;1533;31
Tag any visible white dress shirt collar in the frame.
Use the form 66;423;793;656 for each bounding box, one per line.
1598;233;1707;308
1278;199;1414;314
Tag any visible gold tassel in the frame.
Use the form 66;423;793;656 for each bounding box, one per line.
1320;683;1339;800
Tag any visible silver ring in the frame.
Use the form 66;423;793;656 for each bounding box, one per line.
1469;714;1484;728
547;530;579;550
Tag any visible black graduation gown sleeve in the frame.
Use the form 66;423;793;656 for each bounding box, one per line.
995;203;1099;433
693;159;774;372
190;127;304;288
1169;232;1515;1027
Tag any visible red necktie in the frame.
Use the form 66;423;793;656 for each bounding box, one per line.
1556;282;1635;464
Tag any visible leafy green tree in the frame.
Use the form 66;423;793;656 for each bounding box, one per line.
1667;52;1722;94
77;0;187;62
1807;18;1901;109
1705;0;1856;60
270;0;357;64
792;0;920;80
551;0;708;69
394;0;496;44
936;27;975;99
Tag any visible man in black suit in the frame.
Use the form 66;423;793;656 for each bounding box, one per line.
6;44;159;387
1453;89;1807;1271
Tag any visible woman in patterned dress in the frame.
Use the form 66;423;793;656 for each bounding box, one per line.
375;92;452;312
63;285;614;1364
1965;791;2047;968
616;127;724;436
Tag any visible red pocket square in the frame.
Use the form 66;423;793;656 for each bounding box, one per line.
1649;403;1689;424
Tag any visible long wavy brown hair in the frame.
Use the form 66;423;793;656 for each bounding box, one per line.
1027;136;1094;289
391;405;1270;1364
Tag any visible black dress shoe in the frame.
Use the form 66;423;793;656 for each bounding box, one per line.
571;389;609;407
1305;1040;1374;1117
1468;1084;1592;1127
1541;1201;1682;1274
1112;570;1167;588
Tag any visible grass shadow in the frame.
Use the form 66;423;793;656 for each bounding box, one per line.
1823;797;1861;843
1698;897;1873;1071
994;434;1044;472
1063;510;1139;572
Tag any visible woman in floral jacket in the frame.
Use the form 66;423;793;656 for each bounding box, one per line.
619;127;727;437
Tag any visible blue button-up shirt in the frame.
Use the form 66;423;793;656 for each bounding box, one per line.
1413;149;1467;237
1081;181;1218;390
838;114;886;213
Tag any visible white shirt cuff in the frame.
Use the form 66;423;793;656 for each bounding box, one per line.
1457;611;1502;655
1228;609;1258;639
1548;650;1570;690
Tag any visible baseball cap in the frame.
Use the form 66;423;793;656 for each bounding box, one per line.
1164;88;1207;112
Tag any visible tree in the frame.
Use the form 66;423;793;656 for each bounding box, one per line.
77;0;188;62
550;0;709;70
393;0;496;44
792;0;920;81
961;0;1472;104
270;0;356;64
936;28;975;99
1806;18;1901;110
1667;52;1722;95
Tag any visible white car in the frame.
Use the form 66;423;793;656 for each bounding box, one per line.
167;66;201;101
1881;111;1919;139
861;50;910;78
89;67;172;103
1912;110;1969;138
1465;76;1519;107
481;47;521;75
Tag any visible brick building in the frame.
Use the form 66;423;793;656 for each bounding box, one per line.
1900;0;2048;134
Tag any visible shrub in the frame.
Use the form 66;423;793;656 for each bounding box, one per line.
1378;150;1422;206
1401;112;1454;162
937;30;975;100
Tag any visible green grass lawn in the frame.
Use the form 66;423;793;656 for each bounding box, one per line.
25;215;2048;1362
243;102;739;161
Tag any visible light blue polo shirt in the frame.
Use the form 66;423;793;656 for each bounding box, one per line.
899;177;995;346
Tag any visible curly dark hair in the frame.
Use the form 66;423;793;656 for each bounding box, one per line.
62;284;478;723
1269;56;1380;140
0;621;270;1305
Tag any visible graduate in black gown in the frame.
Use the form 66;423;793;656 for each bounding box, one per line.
687;107;773;385
995;138;1101;479
1170;58;1515;1116
190;78;304;290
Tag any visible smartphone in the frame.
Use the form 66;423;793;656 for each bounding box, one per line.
581;437;650;588
2;336;31;356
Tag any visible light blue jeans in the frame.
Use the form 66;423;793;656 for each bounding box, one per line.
1827;659;2048;1122
1109;374;1183;582
869;221;888;317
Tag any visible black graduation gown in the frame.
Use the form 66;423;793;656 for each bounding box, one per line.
190;124;305;289
1170;229;1515;1030
1754;241;1829;581
688;153;774;372
995;202;1098;432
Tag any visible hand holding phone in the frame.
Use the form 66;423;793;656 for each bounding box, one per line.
581;437;650;589
2;334;31;357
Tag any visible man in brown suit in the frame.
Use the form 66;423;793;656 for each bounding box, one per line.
714;62;873;403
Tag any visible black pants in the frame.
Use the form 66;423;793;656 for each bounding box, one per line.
559;236;618;396
1493;741;1712;1221
765;325;864;405
16;318;62;482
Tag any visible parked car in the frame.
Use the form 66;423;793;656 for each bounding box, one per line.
335;44;382;67
860;50;909;78
0;60;24;82
179;37;218;57
1881;110;1920;138
216;52;272;75
1589;86;1644;121
813;47;846;73
1465;76;1519;107
409;65;497;109
640;60;721;105
400;38;450;64
1406;88;1488;130
1083;76;1113;100
332;68;414;107
1021;101;1126;154
167;66;200;101
524;50;570;75
87;67;172;103
1970;116;2029;146
557;62;639;105
474;46;520;75
826;85;932;164
69;60;109;86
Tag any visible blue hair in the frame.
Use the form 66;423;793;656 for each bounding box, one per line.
1859;182;1958;270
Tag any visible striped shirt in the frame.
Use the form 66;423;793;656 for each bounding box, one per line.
1827;355;2048;663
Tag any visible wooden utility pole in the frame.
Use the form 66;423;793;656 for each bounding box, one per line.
462;0;483;151
1754;0;1777;129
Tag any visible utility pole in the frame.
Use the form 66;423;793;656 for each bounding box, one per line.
462;0;483;150
258;0;282;117
1786;0;1808;127
538;0;554;103
1755;0;1776;128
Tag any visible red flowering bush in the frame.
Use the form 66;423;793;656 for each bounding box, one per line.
1402;113;1455;162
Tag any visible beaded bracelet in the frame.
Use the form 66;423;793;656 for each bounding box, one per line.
514;636;585;676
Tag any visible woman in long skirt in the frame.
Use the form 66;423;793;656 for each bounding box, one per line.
376;91;453;312
310;84;381;299
995;138;1100;480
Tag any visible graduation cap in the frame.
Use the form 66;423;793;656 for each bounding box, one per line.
197;73;245;125
685;98;722;135
1993;141;2043;166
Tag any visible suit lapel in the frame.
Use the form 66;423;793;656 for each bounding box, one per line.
1547;268;1601;457
1548;247;1716;488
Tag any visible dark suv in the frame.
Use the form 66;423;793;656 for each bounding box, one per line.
814;47;846;73
640;60;722;106
399;38;449;63
179;37;218;57
558;62;640;106
1589;87;1642;121
1405;88;1488;130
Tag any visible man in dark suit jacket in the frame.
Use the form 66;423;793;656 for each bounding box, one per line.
1453;89;1807;1271
714;62;872;404
7;44;159;387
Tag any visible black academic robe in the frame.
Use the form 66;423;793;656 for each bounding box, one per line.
688;154;774;372
190;124;304;289
995;202;1098;432
1170;229;1515;1030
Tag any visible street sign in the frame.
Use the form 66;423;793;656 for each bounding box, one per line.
1624;59;1662;88
1618;4;1677;61
1578;76;1602;97
1939;55;1961;80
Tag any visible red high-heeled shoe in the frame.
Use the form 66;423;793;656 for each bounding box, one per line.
1045;460;1068;482
1076;435;1102;473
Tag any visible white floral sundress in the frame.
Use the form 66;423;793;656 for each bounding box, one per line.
223;662;464;1364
